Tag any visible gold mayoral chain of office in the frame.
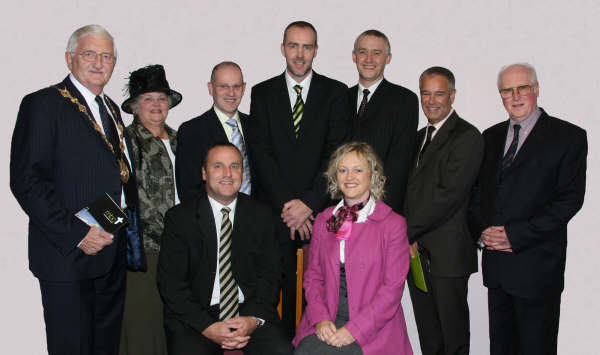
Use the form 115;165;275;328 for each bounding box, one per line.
54;85;130;183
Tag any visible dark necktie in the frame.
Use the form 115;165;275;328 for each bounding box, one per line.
357;88;370;119
219;207;239;321
95;96;120;154
292;85;304;138
418;125;436;165
502;124;521;170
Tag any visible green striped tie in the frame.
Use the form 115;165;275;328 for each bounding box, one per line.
292;85;303;139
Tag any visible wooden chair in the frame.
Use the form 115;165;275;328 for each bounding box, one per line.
277;247;304;327
226;248;304;355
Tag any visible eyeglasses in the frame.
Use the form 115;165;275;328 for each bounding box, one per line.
75;50;116;63
499;84;534;99
214;84;244;92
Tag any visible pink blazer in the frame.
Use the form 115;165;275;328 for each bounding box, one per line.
293;201;412;355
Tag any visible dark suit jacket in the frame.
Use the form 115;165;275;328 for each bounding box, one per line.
176;108;253;202
470;108;587;298
156;194;281;334
404;112;483;277
348;79;418;213
248;72;349;218
10;76;140;281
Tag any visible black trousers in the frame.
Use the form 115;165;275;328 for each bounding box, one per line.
39;238;126;355
165;311;292;355
488;287;561;355
407;270;470;355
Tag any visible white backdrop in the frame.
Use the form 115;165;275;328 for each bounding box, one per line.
1;1;598;354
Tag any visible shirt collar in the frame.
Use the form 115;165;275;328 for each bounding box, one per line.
285;70;313;92
427;108;454;131
332;195;376;223
69;73;104;104
213;105;240;125
358;77;384;94
509;107;541;131
208;195;238;216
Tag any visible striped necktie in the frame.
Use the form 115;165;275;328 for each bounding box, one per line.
218;207;239;321
502;124;521;170
225;118;251;195
292;85;304;138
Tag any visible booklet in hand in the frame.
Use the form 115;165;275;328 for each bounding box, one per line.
410;250;428;293
75;193;129;235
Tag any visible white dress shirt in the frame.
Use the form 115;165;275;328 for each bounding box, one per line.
208;195;245;306
331;196;376;263
355;78;384;113
285;70;313;110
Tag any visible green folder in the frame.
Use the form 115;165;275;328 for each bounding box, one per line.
410;251;428;293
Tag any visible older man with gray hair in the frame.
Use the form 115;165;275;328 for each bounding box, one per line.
470;63;587;355
11;24;142;355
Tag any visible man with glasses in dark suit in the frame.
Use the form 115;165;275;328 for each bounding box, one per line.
471;63;587;355
177;62;254;202
10;24;143;355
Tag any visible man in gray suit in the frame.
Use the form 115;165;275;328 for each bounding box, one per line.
404;66;483;355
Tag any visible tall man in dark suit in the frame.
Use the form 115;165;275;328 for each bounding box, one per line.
248;21;349;337
10;24;143;355
157;143;292;355
471;63;587;355
177;61;253;202
347;29;418;212
404;67;483;355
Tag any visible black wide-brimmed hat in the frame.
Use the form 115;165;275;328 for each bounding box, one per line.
121;64;182;114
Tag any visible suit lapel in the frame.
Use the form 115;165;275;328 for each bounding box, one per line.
271;74;296;142
230;195;248;271
484;122;509;193
62;76;94;117
503;112;549;174
413;112;459;175
349;85;359;120
196;197;218;272
359;79;389;123
208;108;229;141
239;112;250;140
409;129;426;176
61;77;120;156
298;72;323;141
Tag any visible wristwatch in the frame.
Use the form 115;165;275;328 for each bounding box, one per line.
252;316;265;328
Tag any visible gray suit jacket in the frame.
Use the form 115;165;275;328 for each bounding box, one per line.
404;111;483;277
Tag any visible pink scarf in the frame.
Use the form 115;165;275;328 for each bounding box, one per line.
326;199;368;241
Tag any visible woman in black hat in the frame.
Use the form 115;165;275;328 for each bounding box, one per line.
119;64;182;355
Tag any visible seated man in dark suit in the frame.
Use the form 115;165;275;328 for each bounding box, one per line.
347;29;418;212
157;143;292;355
176;62;253;201
405;67;483;355
10;24;143;355
471;63;587;355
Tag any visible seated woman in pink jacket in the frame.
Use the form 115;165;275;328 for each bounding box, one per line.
293;142;412;355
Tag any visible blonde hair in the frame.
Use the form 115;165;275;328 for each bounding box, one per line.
325;142;386;201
